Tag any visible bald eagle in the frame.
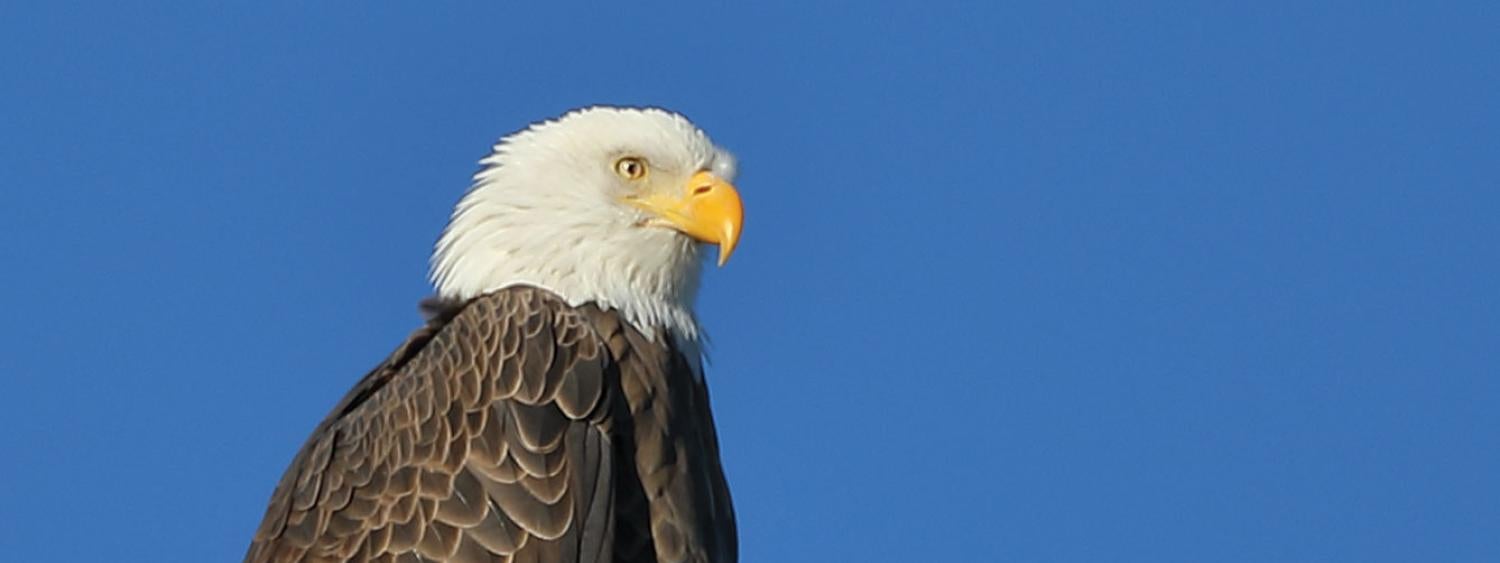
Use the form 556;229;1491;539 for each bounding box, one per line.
245;107;743;563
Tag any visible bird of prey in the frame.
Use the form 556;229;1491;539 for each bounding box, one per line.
245;107;743;563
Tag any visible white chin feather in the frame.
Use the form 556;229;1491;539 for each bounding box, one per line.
427;106;735;343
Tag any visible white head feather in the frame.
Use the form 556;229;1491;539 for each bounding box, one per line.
430;107;737;342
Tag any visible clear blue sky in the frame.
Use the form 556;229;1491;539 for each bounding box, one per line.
2;3;1496;562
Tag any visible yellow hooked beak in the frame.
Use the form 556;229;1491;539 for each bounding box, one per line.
626;171;744;266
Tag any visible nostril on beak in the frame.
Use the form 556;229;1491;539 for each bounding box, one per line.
692;185;713;196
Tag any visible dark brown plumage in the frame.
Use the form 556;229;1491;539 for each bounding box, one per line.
245;286;735;563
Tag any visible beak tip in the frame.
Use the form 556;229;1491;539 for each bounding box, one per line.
717;228;739;268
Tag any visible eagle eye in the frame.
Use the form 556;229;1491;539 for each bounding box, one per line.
614;157;648;180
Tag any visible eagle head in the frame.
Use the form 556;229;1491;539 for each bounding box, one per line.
429;107;743;341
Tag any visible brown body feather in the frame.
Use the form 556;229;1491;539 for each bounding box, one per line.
245;286;736;563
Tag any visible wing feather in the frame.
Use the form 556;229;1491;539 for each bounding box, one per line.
245;288;617;563
245;286;736;562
